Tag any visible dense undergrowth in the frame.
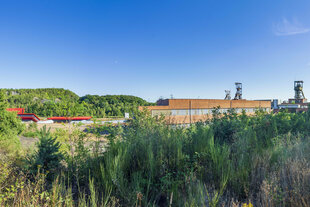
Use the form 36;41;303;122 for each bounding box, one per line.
1;92;310;206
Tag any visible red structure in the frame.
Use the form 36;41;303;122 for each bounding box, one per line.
18;113;41;122
6;108;25;114
47;117;92;123
6;108;40;122
7;108;92;123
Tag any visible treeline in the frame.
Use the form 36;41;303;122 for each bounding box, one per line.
79;94;154;117
4;88;154;117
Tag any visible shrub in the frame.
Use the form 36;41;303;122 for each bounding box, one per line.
3;107;310;206
0;90;24;154
26;125;63;182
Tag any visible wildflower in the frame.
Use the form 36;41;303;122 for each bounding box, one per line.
242;202;253;207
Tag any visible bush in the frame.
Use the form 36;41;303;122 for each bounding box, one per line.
22;122;39;138
26;125;63;182
3;107;310;206
0;90;24;154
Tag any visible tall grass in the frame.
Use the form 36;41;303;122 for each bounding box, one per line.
2;109;310;206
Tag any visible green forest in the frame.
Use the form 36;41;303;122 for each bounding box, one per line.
4;88;154;117
1;89;310;206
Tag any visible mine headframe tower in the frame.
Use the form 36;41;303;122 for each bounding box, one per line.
294;81;306;100
234;82;242;100
224;90;231;100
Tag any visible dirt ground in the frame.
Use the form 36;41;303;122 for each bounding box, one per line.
19;136;38;149
21;122;108;150
31;123;90;132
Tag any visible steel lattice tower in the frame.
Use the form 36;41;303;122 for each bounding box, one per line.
234;82;242;100
294;81;305;99
224;90;231;100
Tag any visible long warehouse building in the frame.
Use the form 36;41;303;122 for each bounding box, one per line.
139;99;271;124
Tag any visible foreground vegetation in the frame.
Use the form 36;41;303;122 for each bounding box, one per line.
4;88;154;117
1;91;310;206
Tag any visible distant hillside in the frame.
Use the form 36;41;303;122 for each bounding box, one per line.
5;88;79;104
79;95;154;117
3;88;154;117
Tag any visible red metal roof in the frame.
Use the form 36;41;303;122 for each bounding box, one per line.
6;108;92;122
6;108;25;114
18;113;41;122
47;117;92;121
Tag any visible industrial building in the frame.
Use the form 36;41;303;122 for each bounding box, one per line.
6;108;41;122
276;81;309;113
139;83;271;124
6;108;92;123
139;99;271;124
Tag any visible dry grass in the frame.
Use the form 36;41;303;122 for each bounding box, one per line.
256;159;310;207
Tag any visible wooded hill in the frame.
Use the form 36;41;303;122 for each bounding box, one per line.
3;88;154;117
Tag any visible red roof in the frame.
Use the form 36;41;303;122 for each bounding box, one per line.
7;109;40;122
7;108;92;122
47;117;92;121
18;113;41;122
6;108;25;114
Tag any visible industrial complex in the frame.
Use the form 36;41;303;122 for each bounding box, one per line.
139;81;310;124
275;81;309;113
6;81;310;125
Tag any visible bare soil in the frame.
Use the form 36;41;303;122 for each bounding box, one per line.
19;136;38;149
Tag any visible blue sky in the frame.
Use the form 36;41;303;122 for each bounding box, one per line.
1;0;310;102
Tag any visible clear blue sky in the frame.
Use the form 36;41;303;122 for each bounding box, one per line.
1;0;310;102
